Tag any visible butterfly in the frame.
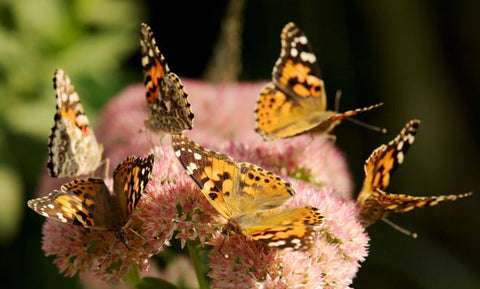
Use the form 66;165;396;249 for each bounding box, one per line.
29;154;154;238
255;22;382;141
171;134;324;251
357;119;473;228
140;23;194;134
47;68;103;178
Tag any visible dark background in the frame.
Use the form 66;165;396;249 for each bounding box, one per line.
1;0;479;288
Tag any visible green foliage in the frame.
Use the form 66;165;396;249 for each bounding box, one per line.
0;1;145;286
0;0;144;138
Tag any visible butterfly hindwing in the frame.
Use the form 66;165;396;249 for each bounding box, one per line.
241;206;323;251
360;190;473;225
28;178;111;229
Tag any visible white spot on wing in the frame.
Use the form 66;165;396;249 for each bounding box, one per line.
187;162;197;171
56;212;68;223
290;48;298;57
268;240;286;247
407;134;415;144
397;141;404;151
300;51;316;63
397;151;404;164
298;36;308;44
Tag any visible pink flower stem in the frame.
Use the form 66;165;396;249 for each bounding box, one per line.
187;241;210;289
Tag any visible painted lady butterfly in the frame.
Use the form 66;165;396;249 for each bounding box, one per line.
357;119;472;228
29;154;154;238
172;134;323;250
255;22;382;140
140;23;194;134
47;68;103;177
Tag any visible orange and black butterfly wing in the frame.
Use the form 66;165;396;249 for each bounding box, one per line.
140;23;194;133
363;119;420;193
28;178;112;229
255;23;327;140
112;154;155;227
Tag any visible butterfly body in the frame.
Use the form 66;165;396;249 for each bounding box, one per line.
47;69;103;177
172;134;323;250
357;119;472;227
255;22;381;140
29;154;154;233
140;23;194;134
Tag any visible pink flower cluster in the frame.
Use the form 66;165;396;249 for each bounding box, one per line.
37;80;369;288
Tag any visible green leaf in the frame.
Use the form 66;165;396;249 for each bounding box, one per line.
135;277;179;289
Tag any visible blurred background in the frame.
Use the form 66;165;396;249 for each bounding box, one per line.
1;0;479;288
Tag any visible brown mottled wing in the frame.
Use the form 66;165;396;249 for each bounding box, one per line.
27;178;112;229
140;23;194;133
47;68;103;177
112;154;154;227
359;190;473;227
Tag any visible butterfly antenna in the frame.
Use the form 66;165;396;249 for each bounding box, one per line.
345;117;387;133
334;89;386;133
381;218;418;239
97;239;117;270
127;227;147;242
217;235;230;258
334;89;342;113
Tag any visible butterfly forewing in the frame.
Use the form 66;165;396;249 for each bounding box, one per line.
113;154;155;226
273;22;324;107
362;119;420;193
172;134;239;218
140;23;194;134
47;68;103;177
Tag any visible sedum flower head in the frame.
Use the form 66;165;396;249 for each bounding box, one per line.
36;80;368;287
